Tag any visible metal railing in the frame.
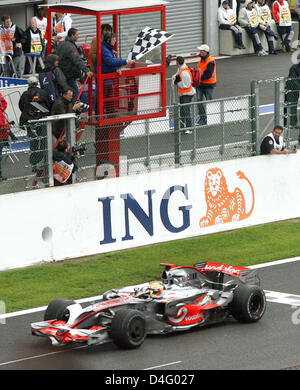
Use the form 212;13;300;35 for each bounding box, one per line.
2;75;300;196
251;76;300;150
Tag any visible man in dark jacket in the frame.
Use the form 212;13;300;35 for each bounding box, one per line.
18;76;52;171
56;28;93;102
22;18;44;74
51;87;82;143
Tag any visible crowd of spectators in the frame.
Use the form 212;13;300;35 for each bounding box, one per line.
218;0;295;56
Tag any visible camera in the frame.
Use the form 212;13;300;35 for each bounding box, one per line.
72;143;86;156
29;102;50;120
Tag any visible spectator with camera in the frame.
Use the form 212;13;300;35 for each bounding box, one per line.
53;138;77;186
18;76;52;173
51;86;85;143
19;76;52;125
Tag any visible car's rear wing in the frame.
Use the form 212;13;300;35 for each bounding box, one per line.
194;262;261;286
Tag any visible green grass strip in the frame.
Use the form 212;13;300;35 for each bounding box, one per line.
1;219;300;313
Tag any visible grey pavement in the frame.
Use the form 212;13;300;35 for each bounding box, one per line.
167;50;295;102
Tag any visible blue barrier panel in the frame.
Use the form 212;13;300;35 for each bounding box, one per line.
0;77;28;88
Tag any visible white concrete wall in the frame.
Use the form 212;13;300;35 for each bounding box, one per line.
1;153;300;271
204;0;219;57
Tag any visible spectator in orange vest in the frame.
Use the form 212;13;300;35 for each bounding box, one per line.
172;56;196;134
196;44;217;126
53;13;72;43
22;18;44;74
218;0;246;50
238;0;268;56
271;0;294;52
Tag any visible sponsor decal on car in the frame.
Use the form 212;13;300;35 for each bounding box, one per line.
202;262;247;277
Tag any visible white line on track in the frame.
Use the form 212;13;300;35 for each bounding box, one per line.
264;290;300;306
0;345;87;367
143;361;182;370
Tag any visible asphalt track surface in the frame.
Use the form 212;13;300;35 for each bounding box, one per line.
0;258;300;371
168;50;294;102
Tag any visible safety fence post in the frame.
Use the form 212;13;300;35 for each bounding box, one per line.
274;77;285;128
66;116;77;183
220;99;225;160
145;118;150;170
173;102;181;167
250;80;260;155
46;121;54;187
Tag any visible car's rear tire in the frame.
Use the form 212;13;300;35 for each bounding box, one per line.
44;298;77;322
229;285;266;323
110;309;146;349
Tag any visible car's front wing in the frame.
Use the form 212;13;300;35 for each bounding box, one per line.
31;320;111;346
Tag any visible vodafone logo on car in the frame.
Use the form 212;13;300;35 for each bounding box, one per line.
168;307;188;324
202;262;245;277
168;306;203;325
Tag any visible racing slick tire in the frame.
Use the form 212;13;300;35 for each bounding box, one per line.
229;285;266;323
44;298;77;321
110;309;146;349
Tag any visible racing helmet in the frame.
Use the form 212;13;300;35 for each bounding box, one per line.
148;282;164;297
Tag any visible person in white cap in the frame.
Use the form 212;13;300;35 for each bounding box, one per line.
218;0;246;49
238;0;268;56
196;44;217;125
19;76;52;126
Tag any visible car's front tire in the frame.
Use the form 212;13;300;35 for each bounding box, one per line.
44;298;77;322
110;309;146;349
229;285;266;323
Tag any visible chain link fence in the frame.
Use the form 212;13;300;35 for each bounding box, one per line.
0;121;50;195
250;76;300;150
284;76;300;148
0;90;257;195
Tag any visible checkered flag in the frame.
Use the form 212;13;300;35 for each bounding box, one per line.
128;26;174;61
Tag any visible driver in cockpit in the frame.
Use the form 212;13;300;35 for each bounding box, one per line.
134;281;164;299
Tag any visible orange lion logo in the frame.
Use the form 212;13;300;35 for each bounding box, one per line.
199;168;255;228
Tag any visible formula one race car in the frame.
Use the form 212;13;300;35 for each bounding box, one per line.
31;262;266;349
